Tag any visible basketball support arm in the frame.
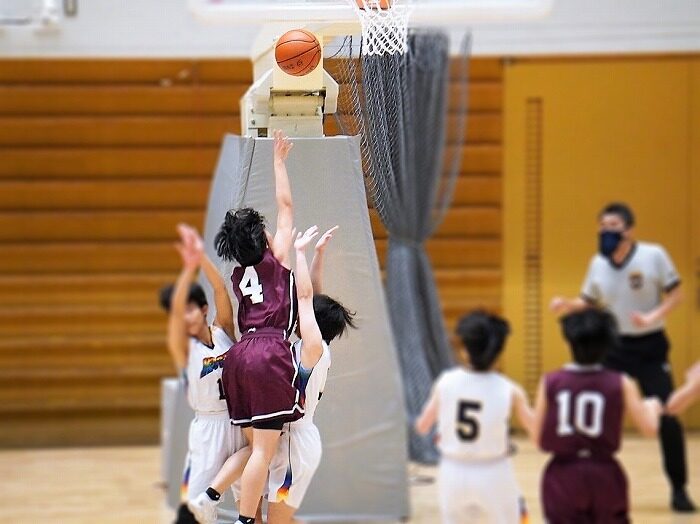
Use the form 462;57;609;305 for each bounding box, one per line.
241;25;351;138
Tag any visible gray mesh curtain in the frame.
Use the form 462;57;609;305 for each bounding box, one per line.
334;31;470;462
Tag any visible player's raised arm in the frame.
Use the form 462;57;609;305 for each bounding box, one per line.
310;225;339;293
295;226;325;369
167;227;202;369
271;130;295;268
179;224;237;342
512;382;535;439
622;375;661;437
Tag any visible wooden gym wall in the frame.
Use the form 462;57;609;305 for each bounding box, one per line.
0;58;502;447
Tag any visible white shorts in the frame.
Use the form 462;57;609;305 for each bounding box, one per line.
182;411;247;501
439;456;521;524
267;422;322;509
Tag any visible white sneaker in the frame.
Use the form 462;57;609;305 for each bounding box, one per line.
187;492;218;524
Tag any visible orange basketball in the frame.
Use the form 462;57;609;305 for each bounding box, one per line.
275;29;322;77
355;0;392;9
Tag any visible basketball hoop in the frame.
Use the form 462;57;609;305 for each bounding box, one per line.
349;0;412;56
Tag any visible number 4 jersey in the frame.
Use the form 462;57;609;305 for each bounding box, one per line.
436;367;516;461
231;248;298;338
540;364;623;458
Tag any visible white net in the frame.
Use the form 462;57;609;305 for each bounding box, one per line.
349;0;411;56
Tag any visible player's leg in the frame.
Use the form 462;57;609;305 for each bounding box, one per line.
189;446;252;522
480;460;520;524
268;427;322;523
238;425;283;522
541;460;590;524
637;359;694;511
438;459;476;524
590;459;629;524
186;415;234;524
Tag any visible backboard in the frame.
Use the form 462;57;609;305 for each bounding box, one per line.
189;0;554;26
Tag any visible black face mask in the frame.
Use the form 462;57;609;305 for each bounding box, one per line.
599;231;623;257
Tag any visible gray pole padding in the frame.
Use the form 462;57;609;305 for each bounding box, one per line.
196;135;409;521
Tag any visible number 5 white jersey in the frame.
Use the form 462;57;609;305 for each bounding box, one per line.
185;325;234;413
436;367;514;461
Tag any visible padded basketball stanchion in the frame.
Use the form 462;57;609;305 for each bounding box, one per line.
196;134;410;521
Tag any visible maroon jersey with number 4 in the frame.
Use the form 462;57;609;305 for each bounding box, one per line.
540;365;624;457
231;248;298;337
224;247;303;426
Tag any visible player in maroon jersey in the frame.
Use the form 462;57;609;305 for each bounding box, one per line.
533;309;662;523
210;130;302;524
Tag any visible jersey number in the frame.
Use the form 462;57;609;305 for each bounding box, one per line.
217;379;226;401
456;400;482;442
239;266;264;304
555;390;605;437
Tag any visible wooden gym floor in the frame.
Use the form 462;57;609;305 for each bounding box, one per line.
0;436;698;523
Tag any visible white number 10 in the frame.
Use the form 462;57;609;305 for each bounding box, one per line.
239;267;264;304
555;390;605;438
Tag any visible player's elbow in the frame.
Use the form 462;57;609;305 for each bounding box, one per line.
276;195;293;212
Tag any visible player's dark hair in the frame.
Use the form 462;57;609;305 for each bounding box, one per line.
214;208;267;266
560;308;619;365
599;202;635;229
158;282;208;312
313;294;357;344
456;311;510;371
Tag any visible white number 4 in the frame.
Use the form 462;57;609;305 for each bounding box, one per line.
239;267;264;304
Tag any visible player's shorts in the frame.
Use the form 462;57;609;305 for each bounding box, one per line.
438;456;520;524
181;411;247;501
267;421;322;509
542;455;629;524
223;328;304;427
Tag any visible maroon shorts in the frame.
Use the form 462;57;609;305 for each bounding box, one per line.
223;328;304;428
542;456;629;524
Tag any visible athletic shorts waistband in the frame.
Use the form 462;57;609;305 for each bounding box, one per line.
551;451;617;462
194;410;230;419
240;327;286;339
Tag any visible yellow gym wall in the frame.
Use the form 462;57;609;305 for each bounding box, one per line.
503;55;700;428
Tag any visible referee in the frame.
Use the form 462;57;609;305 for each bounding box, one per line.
550;202;695;513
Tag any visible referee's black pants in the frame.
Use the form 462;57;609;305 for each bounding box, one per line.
605;330;687;490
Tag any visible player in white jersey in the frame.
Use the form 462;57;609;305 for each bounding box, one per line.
160;224;246;524
266;226;355;523
416;311;535;524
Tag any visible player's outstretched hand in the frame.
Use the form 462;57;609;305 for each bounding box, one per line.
315;225;339;253
175;223;202;271
273;129;293;163
294;226;319;251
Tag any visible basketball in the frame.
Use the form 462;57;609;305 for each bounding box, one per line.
275;29;322;77
355;0;392;9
